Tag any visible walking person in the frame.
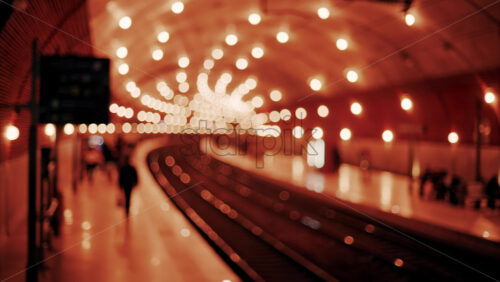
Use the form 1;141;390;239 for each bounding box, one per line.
119;157;138;217
85;146;103;184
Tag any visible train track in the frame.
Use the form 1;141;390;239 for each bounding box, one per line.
148;145;500;281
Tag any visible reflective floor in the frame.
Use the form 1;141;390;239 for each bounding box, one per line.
32;138;239;282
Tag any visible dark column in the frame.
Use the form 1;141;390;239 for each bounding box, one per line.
27;40;39;282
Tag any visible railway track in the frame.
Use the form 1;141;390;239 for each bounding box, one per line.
148;145;500;281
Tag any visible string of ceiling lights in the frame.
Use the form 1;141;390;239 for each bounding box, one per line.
3;0;498;145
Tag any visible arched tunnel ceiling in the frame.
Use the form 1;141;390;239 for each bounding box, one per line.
87;0;500;112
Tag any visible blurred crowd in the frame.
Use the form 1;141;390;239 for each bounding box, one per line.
419;169;500;210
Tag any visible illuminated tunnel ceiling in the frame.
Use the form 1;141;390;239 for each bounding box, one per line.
88;0;500;107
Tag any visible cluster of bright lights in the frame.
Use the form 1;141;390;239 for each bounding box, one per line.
78;123;117;134
156;81;175;100
140;93;190;116
80;122;186;135
137;110;162;123
109;103;134;119
107;8;435;143
125;81;141;98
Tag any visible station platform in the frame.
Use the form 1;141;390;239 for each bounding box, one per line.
1;138;238;282
205;148;500;243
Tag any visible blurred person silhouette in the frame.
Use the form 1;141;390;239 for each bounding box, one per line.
84;147;103;183
485;175;500;210
419;168;432;197
119;156;138;217
449;176;461;205
331;146;341;172
101;142;117;181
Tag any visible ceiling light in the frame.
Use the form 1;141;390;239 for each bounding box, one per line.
118;63;129;75
292;126;304;138
295;107;307;120
340;128;351;141
248;13;261;25
152;49;163;61
178;56;190;68
44;123;56;137
351;102;362;115
63;124;75;135
251;96;264;108
309;78;322;91
116;46;128;58
235;58;248;70
157;31;170;43
317;105;329;117
171;1;184;14
336;38;348;51
405;13;415;26
4;125;19;141
312;127;324;139
382;130;394;143
401;97;413;111
118;16;132;29
203;59;214;70
317;7;330;19
176;71;187;83
251;46;264;59
485;91;496;104
276;31;289;43
346;70;358;83
270;90;282;102
448;132;459;144
225;34;238;46
211;48;224;60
